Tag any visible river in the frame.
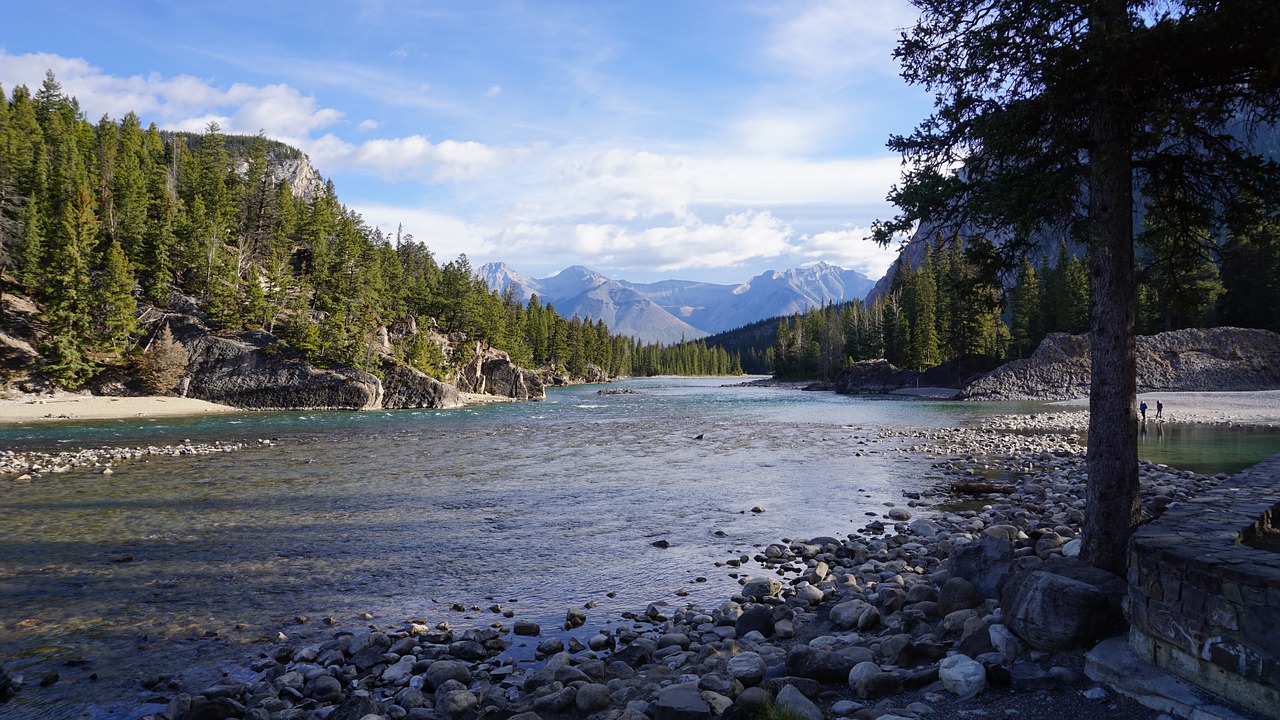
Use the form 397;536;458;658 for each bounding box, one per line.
1;378;1277;719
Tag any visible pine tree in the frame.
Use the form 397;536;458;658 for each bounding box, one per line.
94;238;138;355
872;0;1280;574
1008;257;1044;358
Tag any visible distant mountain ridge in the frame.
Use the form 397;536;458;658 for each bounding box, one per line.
478;264;707;344
478;261;875;343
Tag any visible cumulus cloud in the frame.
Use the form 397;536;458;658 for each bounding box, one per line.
484;210;796;274
0;52;343;139
358;119;380;130
324;135;519;181
532;147;899;224
797;227;902;279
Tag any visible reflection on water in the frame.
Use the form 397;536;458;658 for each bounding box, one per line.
1135;421;1280;475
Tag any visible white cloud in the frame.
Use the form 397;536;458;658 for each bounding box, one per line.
299;132;523;182
733;109;842;155
0;51;523;183
528;147;899;225
358;119;381;130
483;210;796;274
798;227;902;279
485;84;502;97
352;202;486;262
0;52;343;140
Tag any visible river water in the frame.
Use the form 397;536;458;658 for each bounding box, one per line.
1;378;1277;719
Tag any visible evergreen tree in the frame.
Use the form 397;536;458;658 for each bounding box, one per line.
1008;256;1044;358
1218;210;1280;331
93;238;138;355
872;0;1280;574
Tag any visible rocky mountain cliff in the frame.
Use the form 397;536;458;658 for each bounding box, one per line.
959;327;1280;400
479;261;875;341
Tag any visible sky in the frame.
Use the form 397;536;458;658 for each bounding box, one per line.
0;0;932;285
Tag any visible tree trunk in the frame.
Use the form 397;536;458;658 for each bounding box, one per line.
1082;0;1140;577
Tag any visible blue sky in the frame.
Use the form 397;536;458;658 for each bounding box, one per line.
1;1;931;284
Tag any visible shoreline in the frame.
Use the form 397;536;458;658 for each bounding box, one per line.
0;389;532;424
984;389;1280;432
0;392;239;423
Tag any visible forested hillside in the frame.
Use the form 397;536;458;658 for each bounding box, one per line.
0;72;740;393
713;222;1278;380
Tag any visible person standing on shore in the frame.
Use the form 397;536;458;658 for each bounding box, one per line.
1156;400;1163;420
1139;400;1148;422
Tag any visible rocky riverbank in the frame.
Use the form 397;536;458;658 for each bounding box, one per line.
0;440;246;480
57;423;1261;720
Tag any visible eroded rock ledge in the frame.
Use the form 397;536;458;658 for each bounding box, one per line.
960;327;1280;401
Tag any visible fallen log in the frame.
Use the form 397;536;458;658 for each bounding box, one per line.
950;480;1016;494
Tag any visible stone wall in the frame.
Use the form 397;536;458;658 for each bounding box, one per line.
1127;454;1280;719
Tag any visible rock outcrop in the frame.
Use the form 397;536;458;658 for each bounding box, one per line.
960;327;1280;400
381;362;462;409
831;359;921;394
5;289;550;409
167;315;383;410
455;345;545;401
0;293;43;378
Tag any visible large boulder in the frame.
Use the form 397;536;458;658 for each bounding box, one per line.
774;684;823;720
169;315;381;410
1000;570;1112;650
726;652;767;686
786;645;866;683
832;359;920;394
938;654;987;697
655;682;712;720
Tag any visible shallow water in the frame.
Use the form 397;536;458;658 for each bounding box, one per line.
0;379;977;718
1;379;1276;719
1133;421;1280;475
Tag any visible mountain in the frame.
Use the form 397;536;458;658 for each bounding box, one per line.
478;261;876;342
478;264;708;343
624;262;874;334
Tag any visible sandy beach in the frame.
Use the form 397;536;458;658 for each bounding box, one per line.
0;392;239;423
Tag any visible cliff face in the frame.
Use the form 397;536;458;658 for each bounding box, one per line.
163;316;546;410
959;327;1280;400
167;315;383;410
455;344;545;401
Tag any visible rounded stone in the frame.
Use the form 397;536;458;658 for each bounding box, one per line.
575;683;612;713
726;651;767;686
